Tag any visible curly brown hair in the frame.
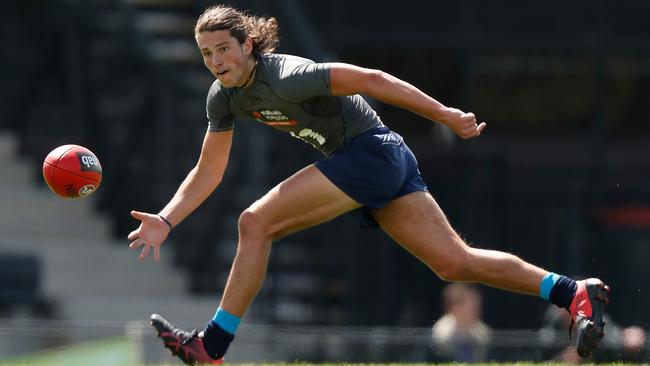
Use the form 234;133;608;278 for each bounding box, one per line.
195;5;279;54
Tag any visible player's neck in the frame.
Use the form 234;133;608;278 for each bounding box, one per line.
238;57;258;88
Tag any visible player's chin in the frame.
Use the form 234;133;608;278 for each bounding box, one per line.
215;72;235;86
218;79;236;88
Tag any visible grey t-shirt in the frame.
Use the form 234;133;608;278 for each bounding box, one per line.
206;53;383;156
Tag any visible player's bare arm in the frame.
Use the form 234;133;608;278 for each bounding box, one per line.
158;129;233;225
329;63;487;139
128;129;233;261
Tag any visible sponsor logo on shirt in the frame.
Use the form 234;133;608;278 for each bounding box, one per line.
290;128;326;146
251;109;297;126
251;109;326;146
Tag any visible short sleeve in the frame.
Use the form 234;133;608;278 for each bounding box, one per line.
279;62;332;102
206;81;235;132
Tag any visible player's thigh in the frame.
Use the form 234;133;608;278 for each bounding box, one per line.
371;191;470;268
244;164;361;239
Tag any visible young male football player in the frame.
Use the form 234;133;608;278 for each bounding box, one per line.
128;5;610;365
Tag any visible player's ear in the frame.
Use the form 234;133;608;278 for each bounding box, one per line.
243;37;253;55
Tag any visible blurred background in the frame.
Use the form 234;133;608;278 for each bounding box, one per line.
1;0;649;364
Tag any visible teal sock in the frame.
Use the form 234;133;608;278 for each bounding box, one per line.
540;272;577;310
211;307;241;334
202;307;240;359
539;272;560;301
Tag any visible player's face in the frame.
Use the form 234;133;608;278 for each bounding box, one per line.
197;30;253;87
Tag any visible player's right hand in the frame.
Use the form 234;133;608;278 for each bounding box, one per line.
441;107;487;139
127;210;170;262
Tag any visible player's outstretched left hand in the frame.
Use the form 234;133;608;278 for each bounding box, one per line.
441;108;487;139
127;210;171;262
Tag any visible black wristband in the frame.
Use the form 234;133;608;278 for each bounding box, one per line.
158;214;173;231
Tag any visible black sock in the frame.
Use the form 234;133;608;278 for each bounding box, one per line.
549;275;578;311
201;321;235;359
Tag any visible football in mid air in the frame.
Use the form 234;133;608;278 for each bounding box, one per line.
42;144;102;198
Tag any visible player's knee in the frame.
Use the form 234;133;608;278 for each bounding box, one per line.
238;209;271;243
432;247;473;282
436;261;470;282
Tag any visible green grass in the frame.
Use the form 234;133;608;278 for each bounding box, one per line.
3;360;647;366
2;364;645;366
1;340;645;366
0;336;136;366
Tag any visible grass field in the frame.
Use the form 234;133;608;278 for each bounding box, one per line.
1;363;642;366
2;363;646;366
7;345;640;366
1;333;643;366
0;336;135;366
2;344;645;366
0;339;643;366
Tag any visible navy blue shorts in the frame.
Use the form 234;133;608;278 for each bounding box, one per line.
315;126;429;226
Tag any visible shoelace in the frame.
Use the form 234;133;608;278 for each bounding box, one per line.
182;329;200;346
568;319;574;340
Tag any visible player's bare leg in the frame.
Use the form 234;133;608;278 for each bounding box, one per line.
372;190;610;357
153;164;360;364
221;164;361;315
372;191;546;293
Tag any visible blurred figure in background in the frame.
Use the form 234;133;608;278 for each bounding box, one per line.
432;283;492;363
620;326;647;362
538;304;595;363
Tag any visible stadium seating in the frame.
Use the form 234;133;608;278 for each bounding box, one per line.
0;254;40;305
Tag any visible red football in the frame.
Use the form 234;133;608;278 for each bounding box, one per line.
42;144;102;198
